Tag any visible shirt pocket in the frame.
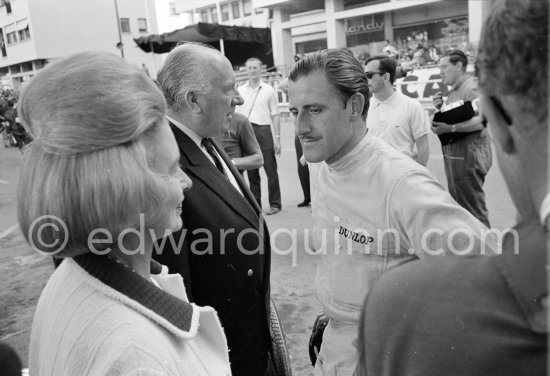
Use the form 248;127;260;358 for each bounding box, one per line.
327;221;387;308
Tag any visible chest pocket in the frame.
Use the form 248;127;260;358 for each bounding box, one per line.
319;219;390;312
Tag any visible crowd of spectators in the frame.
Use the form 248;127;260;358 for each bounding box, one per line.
0;88;32;152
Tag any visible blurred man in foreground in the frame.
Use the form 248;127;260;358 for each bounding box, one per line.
359;1;548;374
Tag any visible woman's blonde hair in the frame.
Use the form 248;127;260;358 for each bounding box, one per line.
18;51;170;257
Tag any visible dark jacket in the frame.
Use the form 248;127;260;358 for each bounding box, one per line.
153;123;272;376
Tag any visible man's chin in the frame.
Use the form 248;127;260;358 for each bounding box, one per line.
303;151;323;164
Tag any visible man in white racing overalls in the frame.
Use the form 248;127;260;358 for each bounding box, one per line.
287;48;492;376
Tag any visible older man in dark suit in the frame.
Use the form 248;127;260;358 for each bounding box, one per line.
154;42;272;376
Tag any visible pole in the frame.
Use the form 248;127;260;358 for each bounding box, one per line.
216;0;225;56
114;0;124;58
150;40;157;74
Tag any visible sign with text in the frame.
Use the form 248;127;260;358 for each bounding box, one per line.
345;13;384;35
396;67;449;100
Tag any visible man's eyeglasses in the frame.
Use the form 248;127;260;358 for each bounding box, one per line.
365;71;385;79
481;95;513;128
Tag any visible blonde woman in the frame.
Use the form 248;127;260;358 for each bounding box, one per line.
22;51;231;375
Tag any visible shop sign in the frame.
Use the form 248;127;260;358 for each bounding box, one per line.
346;14;385;34
347;21;384;34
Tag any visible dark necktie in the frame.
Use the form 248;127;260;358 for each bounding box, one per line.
201;138;227;178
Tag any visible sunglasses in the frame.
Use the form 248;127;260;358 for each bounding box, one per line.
481;96;513;128
365;71;385;79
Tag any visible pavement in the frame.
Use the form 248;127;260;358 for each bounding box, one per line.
0;119;515;374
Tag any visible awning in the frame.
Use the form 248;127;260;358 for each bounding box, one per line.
133;22;273;68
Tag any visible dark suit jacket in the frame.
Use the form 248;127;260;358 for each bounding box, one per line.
154;123;272;376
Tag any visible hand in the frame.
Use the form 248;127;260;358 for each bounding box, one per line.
431;121;451;135
432;91;443;110
274;138;281;157
299;155;307;166
431;120;447;128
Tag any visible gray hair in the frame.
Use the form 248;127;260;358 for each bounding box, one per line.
157;42;216;111
289;48;370;119
17;51;170;257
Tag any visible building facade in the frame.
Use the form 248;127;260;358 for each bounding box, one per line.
256;0;492;73
177;0;270;28
175;0;492;74
0;0;171;90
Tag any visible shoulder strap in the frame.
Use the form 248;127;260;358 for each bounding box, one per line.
247;85;262;120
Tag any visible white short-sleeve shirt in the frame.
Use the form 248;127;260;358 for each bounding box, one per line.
236;81;280;126
366;91;430;160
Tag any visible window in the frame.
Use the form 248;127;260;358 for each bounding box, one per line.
16;19;30;41
169;1;177;15
221;4;229;21
210;7;218;23
21;61;32;72
393;17;469;54
17;25;29;41
344;0;388;10
295;39;327;55
5;23;15;45
34;60;44;70
5;1;11;14
137;18;147;32
231;1;240;18
120;18;130;33
200;9;209;22
0;29;6;57
6;31;15;44
243;0;252;16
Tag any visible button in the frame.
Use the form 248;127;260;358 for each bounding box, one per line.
247;269;253;277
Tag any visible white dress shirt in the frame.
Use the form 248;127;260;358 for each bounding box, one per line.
167;115;243;196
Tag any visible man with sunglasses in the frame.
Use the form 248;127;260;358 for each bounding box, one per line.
432;49;493;227
358;0;547;374
365;55;430;166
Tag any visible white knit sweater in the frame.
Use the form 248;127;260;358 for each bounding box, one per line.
29;257;231;376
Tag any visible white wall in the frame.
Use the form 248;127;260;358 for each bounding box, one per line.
117;0;159;72
29;0;121;59
155;0;190;33
0;0;158;73
0;0;37;66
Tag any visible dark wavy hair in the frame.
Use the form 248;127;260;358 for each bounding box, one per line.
365;55;397;84
442;49;468;72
